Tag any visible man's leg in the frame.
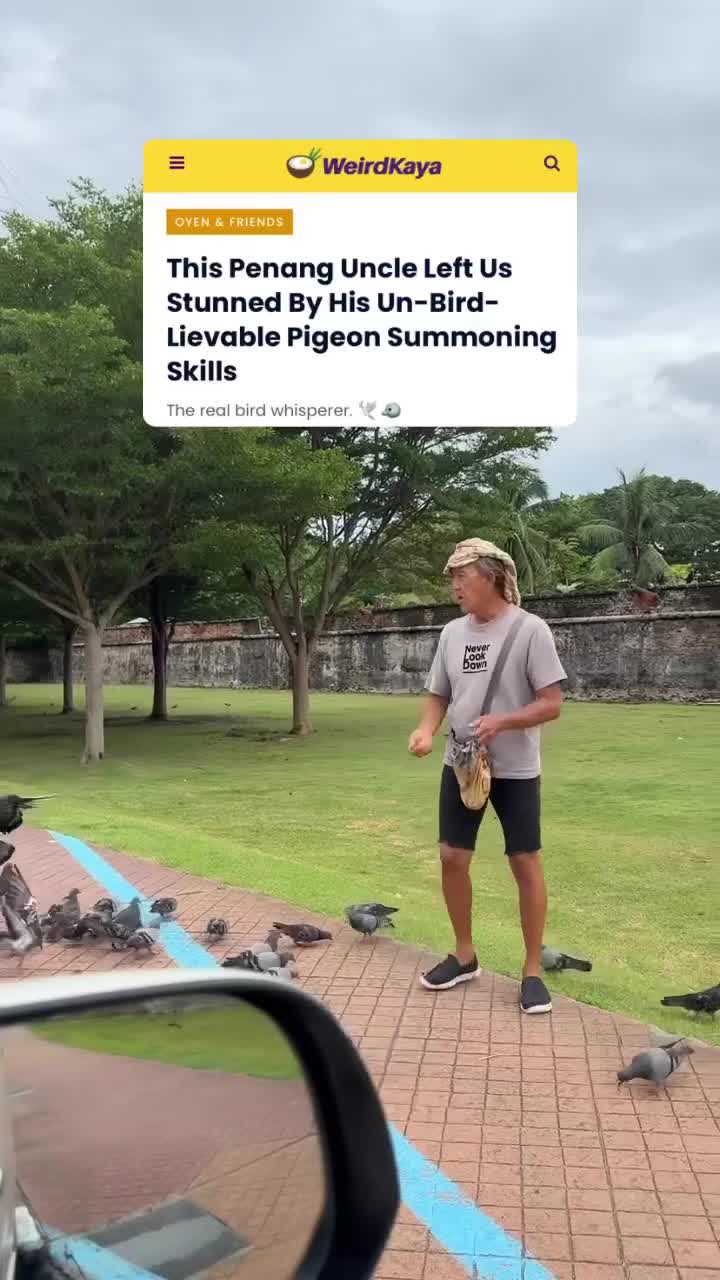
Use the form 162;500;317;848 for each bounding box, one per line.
509;851;547;978
440;844;475;966
491;777;552;1014
420;766;484;991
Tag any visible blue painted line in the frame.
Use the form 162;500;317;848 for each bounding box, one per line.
51;832;217;969
46;1228;161;1280
51;831;557;1280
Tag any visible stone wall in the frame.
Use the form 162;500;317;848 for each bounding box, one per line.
7;585;718;703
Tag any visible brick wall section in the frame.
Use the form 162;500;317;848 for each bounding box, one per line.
7;586;720;702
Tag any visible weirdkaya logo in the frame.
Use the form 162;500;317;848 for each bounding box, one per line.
284;146;443;181
323;153;442;180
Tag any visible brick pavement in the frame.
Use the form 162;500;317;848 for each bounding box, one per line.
2;826;720;1280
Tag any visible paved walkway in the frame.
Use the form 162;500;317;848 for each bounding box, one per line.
2;827;720;1280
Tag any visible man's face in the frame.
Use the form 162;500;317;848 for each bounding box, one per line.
449;563;495;613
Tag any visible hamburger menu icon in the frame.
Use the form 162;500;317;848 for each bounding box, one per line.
286;145;322;179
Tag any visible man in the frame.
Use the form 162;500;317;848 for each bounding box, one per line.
408;537;567;1015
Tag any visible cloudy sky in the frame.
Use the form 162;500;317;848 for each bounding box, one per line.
1;0;718;496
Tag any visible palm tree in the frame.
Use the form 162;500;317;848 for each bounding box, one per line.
578;468;707;587
489;471;551;594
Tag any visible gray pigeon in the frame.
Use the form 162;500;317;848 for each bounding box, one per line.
346;908;393;940
265;928;296;953
44;889;82;942
272;922;332;946
61;889;81;921
347;902;398;921
542;945;592;973
112;897;143;933
116;928;158;953
661;983;720;1017
275;966;297;982
0;898;42;964
617;1039;694;1088
222;950;264;972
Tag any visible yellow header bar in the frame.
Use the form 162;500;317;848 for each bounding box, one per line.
144;139;577;194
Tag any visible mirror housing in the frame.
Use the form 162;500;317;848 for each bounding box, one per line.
0;969;400;1280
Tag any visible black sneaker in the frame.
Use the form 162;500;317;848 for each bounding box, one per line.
520;975;552;1014
420;954;480;990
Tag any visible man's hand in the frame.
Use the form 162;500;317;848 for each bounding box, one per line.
468;713;507;745
408;728;433;757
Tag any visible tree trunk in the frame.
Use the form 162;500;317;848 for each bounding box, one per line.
0;634;6;709
82;623;105;763
62;621;76;713
291;639;313;735
148;578;172;721
150;621;169;720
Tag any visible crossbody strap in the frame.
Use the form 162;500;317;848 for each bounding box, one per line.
478;612;527;718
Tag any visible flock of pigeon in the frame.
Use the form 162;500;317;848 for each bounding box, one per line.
1;793;718;1088
214;905;396;979
541;944;719;1087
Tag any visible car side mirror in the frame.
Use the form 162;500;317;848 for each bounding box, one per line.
0;970;400;1280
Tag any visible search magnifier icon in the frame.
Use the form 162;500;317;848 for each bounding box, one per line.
544;154;560;172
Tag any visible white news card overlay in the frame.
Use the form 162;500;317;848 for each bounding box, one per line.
143;184;577;429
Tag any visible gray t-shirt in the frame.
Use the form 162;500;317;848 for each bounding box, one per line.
424;606;567;779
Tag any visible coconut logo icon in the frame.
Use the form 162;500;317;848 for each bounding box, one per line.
287;145;322;179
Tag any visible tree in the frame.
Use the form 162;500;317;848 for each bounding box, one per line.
0;304;191;761
187;427;551;733
121;571;208;721
577;468;709;587
591;475;720;568
0;179;142;357
0;586;53;709
181;430;359;734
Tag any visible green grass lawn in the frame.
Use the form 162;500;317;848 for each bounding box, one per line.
34;1002;301;1079
2;683;719;1044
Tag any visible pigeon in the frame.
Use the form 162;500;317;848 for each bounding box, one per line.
346;902;398;921
0;795;56;835
271;922;332;946
44;890;82;942
345;908;393;939
661;983;720;1018
266;929;295;955
61;889;81;921
274;966;296;982
206;917;228;940
113;929;157;953
0;841;15;868
221;950;264;972
542;945;592;973
66;911;107;941
254;951;281;972
617;1039;694;1088
111;898;143;933
94;897;119;916
0;898;42;963
0;862;35;914
149;897;177;918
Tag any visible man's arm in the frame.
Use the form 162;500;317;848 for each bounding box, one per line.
499;683;563;730
409;630;452;755
471;683;562;743
416;692;450;736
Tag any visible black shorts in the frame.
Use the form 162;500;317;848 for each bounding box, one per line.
439;765;541;856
